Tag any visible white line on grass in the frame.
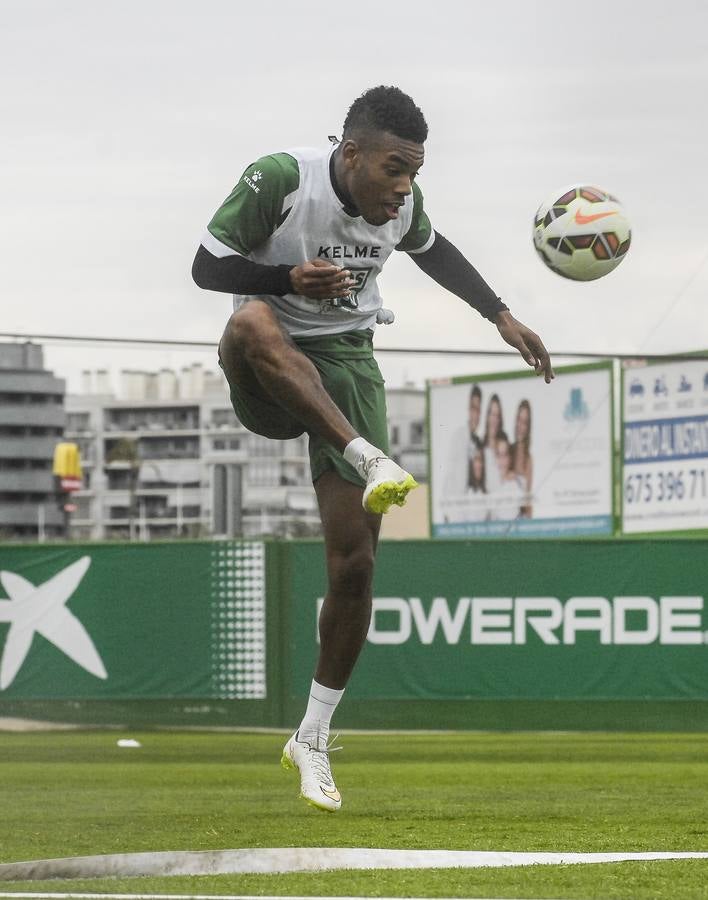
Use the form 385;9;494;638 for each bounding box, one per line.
0;895;567;900
2;849;708;881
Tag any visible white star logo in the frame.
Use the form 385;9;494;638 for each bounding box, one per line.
0;556;107;690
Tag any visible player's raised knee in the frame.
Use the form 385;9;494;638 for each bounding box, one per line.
223;304;287;365
225;302;273;345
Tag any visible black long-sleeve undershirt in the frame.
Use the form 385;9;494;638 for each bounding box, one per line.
191;231;508;322
192;245;294;296
409;232;508;322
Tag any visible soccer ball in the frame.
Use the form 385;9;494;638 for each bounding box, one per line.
533;185;631;281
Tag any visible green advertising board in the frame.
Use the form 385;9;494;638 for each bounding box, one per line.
2;538;708;731
0;541;266;701
288;539;708;705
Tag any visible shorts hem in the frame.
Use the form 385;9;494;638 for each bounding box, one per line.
312;458;365;489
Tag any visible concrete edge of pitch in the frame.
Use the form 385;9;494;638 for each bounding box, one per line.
2;848;708;881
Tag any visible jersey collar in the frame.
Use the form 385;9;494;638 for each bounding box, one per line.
328;145;360;218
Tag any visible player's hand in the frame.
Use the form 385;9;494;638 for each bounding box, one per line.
494;310;554;384
289;258;355;300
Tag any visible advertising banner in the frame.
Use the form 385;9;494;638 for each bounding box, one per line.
0;541;266;700
3;538;708;720
622;357;708;534
428;362;614;538
288;540;708;701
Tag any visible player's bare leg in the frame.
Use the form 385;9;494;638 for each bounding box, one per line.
282;472;380;811
314;471;381;688
220;301;356;450
220;301;417;512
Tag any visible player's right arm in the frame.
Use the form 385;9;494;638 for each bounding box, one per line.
192;154;353;301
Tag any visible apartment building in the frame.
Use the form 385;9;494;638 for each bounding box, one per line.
0;342;66;539
65;365;427;541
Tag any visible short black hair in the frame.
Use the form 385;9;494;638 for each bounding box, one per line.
342;86;428;144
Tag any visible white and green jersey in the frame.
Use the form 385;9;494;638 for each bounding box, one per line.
202;145;434;336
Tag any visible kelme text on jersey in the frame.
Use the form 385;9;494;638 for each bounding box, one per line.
318;245;381;260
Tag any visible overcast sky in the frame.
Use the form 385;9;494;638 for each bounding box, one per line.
2;0;708;393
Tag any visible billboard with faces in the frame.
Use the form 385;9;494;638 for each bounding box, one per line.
428;362;614;538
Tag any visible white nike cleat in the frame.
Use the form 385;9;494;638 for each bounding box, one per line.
362;455;418;514
281;730;342;812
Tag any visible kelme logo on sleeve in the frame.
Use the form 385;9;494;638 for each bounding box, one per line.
244;170;263;193
0;557;107;690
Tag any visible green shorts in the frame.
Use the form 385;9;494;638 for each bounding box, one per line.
221;329;389;487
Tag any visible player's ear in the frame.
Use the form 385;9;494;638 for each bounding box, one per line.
339;139;360;169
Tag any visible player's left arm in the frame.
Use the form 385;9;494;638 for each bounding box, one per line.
398;185;554;383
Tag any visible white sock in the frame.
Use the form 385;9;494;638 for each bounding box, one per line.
343;437;382;478
298;680;344;746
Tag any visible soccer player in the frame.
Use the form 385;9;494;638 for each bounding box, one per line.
192;86;554;812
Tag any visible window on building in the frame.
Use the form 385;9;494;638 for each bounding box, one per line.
108;506;130;520
248;460;281;486
282;436;308;458
67;412;90;431
0;459;26;469
142;498;169;518
252;436;288;457
106;470;134;490
279;461;307;485
28;425;62;437
212;408;238;428
76;440;93;462
212;438;241;452
104;407;200;433
410;421;425;445
135;437;199;459
74;497;92;519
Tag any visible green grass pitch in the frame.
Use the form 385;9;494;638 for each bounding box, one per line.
1;730;707;899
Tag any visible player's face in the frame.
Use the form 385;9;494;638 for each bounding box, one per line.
341;132;425;226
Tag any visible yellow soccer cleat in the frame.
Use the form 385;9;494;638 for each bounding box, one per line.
362;456;418;514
